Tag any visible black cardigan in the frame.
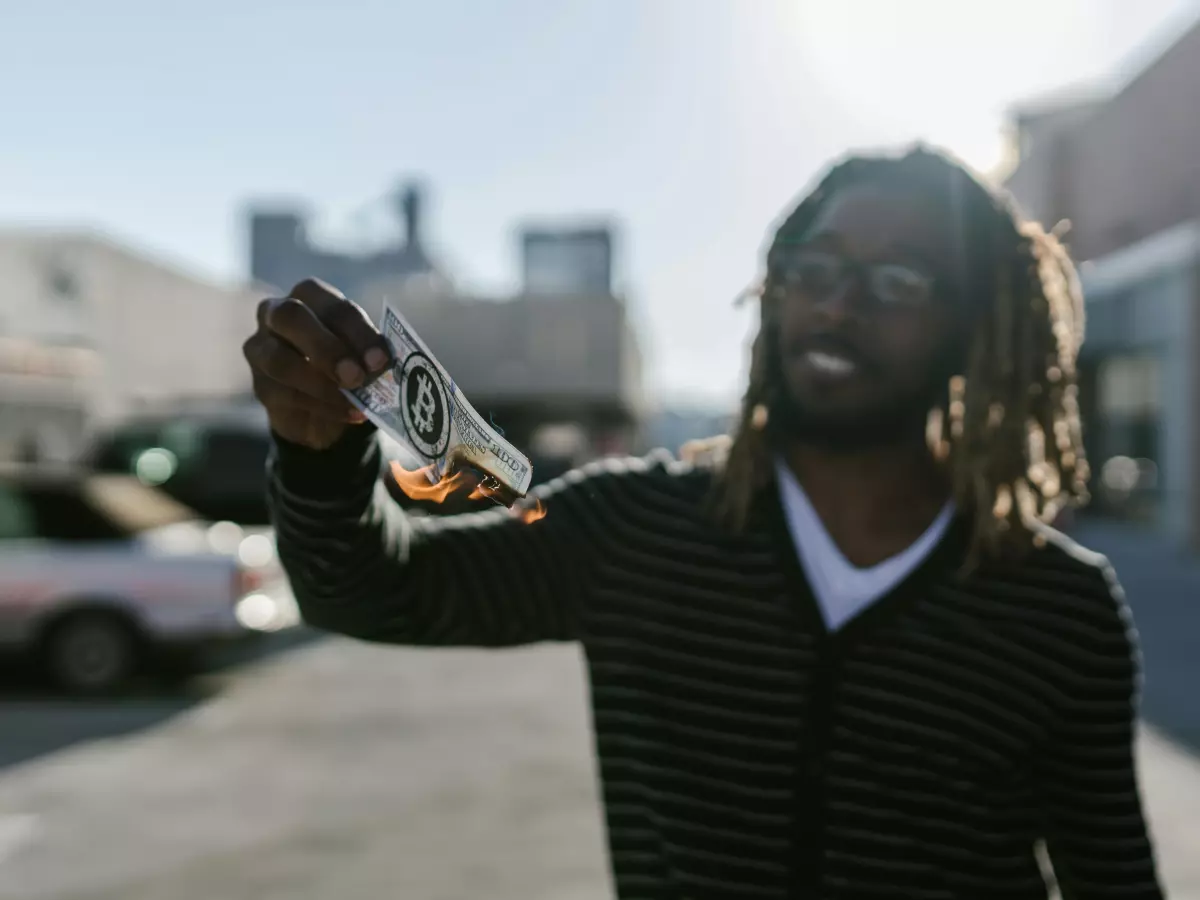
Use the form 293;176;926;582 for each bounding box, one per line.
268;430;1163;899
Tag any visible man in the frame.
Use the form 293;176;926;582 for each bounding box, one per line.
242;146;1163;898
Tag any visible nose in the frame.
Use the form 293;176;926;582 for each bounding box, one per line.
813;273;868;325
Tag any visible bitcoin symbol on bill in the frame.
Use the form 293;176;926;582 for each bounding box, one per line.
410;373;437;437
398;353;450;459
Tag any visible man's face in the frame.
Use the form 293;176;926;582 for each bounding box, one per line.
770;181;969;449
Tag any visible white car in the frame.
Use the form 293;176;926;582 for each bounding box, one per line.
0;465;297;693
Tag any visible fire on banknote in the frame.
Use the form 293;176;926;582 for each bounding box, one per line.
388;460;547;523
342;299;543;521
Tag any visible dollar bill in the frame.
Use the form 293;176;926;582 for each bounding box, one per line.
342;301;533;500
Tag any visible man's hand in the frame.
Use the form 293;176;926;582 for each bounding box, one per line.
243;279;392;450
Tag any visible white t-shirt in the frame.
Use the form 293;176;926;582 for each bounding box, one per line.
774;458;955;632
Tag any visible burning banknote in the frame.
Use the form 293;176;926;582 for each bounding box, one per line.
342;301;533;506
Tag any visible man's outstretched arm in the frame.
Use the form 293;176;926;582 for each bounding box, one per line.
269;424;623;647
243;278;621;648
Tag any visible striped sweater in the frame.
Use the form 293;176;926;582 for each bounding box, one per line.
268;427;1164;899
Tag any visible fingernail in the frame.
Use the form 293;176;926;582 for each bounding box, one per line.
348;408;367;423
336;359;365;388
364;348;389;373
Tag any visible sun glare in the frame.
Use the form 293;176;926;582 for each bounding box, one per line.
780;0;1099;177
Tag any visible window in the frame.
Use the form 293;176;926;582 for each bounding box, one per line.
43;253;81;303
1098;355;1161;416
89;424;165;471
160;421;205;466
1089;353;1163;524
0;485;37;541
0;481;132;542
22;485;126;541
87;421;273;524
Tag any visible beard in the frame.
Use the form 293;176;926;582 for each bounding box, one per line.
767;388;936;453
764;346;958;455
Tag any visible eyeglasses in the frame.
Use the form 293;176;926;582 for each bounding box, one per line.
769;247;936;308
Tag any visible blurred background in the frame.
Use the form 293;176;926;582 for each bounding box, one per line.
3;1;1200;897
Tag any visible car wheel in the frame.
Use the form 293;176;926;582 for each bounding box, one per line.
44;612;139;694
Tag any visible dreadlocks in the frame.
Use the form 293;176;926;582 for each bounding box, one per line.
707;145;1089;568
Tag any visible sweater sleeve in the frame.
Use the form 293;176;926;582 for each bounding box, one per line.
266;427;640;647
1035;565;1164;899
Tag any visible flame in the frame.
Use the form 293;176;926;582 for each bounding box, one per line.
388;461;476;504
388;460;547;523
517;498;547;523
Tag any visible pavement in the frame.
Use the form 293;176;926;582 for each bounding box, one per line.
0;517;1197;900
0;640;614;900
0;631;1197;899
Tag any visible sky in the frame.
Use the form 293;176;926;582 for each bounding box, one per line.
3;0;1199;409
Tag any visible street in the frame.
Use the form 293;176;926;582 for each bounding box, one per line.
1;624;1199;900
0;637;613;900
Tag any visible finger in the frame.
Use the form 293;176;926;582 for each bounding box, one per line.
251;370;365;423
244;331;359;406
289;279;392;374
258;296;366;389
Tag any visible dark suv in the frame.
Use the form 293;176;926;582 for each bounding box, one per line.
85;411;571;524
85;412;273;526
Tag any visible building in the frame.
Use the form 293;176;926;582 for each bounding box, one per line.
1071;224;1197;541
1002;93;1106;232
247;177;644;477
355;219;641;472
360;272;644;474
1004;16;1200;548
248;182;447;301
1005;18;1200;263
520;224;615;296
0;337;97;463
0;228;261;461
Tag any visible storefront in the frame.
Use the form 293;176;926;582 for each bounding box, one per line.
0;338;97;464
1077;221;1199;544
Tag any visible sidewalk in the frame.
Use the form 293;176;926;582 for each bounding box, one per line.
1139;726;1200;896
0;517;1195;898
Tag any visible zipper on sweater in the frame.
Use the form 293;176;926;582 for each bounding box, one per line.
793;632;840;897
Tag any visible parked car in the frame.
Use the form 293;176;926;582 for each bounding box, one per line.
0;465;297;693
85;404;589;524
84;409;274;526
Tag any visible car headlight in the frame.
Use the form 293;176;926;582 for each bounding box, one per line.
237;533;276;568
234;593;278;631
